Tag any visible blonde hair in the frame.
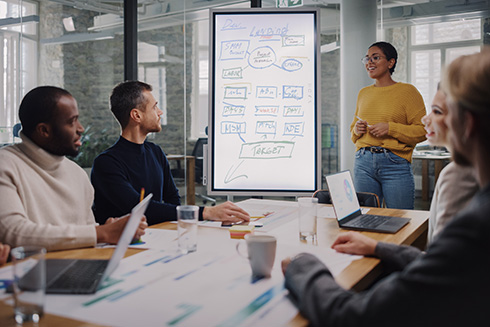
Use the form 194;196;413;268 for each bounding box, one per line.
443;47;490;115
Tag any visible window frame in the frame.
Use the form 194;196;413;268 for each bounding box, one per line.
407;19;483;115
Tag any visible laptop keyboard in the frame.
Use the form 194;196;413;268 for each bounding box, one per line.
48;260;108;294
348;214;390;228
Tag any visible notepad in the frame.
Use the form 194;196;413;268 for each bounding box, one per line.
229;225;255;239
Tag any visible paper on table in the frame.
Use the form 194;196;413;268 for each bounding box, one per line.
44;248;294;326
198;199;299;232
100;228;178;250
0;265;13;300
128;228;178;249
43;235;361;327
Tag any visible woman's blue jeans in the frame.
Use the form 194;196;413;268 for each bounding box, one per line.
353;147;415;209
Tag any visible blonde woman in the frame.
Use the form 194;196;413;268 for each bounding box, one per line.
422;87;479;242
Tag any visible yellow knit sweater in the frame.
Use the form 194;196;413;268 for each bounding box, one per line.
350;82;427;162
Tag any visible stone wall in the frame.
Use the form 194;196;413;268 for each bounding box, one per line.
38;1;64;87
386;26;408;83
38;4;194;167
38;4;123;166
138;23;194;155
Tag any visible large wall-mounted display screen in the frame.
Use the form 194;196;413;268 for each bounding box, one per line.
209;8;321;196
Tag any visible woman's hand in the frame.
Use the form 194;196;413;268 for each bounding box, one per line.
369;122;389;137
355;119;368;135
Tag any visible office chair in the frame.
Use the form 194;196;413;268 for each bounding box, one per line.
313;189;381;208
13;123;21;138
192;138;216;206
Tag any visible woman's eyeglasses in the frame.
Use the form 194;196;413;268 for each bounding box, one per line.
361;55;386;65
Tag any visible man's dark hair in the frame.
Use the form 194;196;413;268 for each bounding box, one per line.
369;41;398;75
18;86;72;138
110;81;153;129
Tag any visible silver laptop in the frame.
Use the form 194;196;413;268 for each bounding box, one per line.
12;194;153;295
325;171;410;233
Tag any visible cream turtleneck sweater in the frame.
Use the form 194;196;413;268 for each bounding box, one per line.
0;133;96;251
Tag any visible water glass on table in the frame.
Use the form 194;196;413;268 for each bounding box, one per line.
298;197;318;243
11;246;46;324
177;205;199;254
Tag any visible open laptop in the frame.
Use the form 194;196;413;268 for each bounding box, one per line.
325;171;410;233
11;194;152;295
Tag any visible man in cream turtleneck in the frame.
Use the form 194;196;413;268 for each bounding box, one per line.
0;86;147;251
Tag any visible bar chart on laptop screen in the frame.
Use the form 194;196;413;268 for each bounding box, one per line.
209;9;321;197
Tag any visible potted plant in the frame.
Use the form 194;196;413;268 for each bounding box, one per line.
69;126;116;171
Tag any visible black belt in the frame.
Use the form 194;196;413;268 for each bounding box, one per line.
363;147;390;153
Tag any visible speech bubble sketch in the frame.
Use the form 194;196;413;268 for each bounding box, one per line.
281;59;303;72
248;46;276;69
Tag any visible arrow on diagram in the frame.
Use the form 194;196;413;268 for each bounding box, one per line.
224;160;248;184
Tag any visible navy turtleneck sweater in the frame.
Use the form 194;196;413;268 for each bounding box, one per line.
92;136;196;226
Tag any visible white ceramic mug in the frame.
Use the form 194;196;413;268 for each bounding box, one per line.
236;234;277;278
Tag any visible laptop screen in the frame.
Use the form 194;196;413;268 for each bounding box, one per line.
325;171;361;222
100;193;153;283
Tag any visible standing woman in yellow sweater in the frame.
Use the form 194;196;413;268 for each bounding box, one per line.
351;42;426;209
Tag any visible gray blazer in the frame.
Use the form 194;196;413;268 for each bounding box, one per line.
285;185;490;327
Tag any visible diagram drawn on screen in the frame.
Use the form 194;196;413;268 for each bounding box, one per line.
209;9;321;196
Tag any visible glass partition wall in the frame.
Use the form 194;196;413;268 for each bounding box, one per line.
2;0;488;205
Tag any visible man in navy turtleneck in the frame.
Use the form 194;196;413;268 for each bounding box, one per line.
91;81;250;226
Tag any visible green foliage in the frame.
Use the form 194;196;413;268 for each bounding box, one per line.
69;126;116;168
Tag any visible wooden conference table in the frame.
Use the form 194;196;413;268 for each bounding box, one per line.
0;202;428;327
